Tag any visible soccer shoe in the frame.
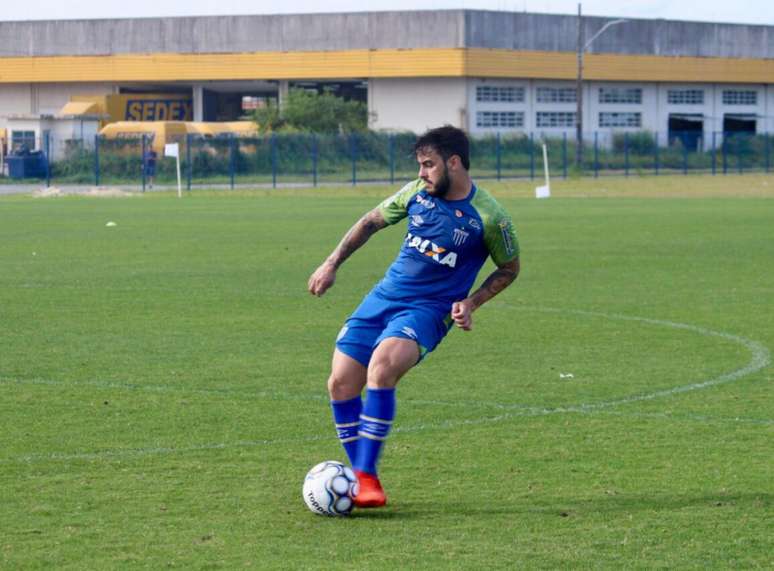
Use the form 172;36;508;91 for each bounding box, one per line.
353;469;387;508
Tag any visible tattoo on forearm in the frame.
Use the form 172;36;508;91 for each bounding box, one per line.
482;268;517;295
471;259;520;307
328;211;386;267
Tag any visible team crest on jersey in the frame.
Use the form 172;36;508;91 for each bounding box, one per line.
452;228;469;246
469;218;481;230
455;209;463;218
404;232;458;267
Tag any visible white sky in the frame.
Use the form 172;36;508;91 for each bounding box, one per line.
3;0;773;25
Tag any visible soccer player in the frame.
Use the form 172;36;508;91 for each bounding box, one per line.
307;125;520;508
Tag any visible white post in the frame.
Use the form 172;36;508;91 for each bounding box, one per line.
543;143;550;186
535;143;551;199
164;142;182;198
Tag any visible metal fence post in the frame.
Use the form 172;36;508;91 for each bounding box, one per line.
654;132;660;175
389;133;395;185
529;133;535;180
94;134;100;187
44;131;51;187
350;133;357;186
496;132;502;181
737;135;743;174
594;131;599;178
562;132;568;178
311;134;318;187
624;132;629;177
186;133;192;191
682;134;688;175
229;135;236;190
722;132;728;174
141;134;147;192
711;131;716;175
271;134;277;188
766;133;771;173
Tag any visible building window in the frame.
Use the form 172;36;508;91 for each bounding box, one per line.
536;87;577;103
476;86;525;103
536;111;576;128
599;112;642;128
11;130;36;151
599;87;642;104
722;90;757;105
667;89;704;105
476;111;524;129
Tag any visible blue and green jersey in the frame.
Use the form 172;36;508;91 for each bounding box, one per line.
374;179;519;306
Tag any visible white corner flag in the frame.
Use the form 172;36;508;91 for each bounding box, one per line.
535;143;551;199
164;143;179;158
165;143;182;198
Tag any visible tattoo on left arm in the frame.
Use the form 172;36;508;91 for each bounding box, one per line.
470;258;520;309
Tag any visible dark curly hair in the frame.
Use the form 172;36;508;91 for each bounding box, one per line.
413;125;470;171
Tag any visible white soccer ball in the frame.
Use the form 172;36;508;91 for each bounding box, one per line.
302;461;359;516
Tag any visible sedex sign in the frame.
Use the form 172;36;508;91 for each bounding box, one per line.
124;99;193;121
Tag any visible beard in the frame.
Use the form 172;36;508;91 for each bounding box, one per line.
426;166;451;198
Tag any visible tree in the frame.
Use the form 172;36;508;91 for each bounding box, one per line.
252;88;367;134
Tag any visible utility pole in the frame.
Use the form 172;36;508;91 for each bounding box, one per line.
575;3;584;168
575;5;628;168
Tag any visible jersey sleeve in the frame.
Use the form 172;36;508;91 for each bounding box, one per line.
377;179;423;225
471;189;520;266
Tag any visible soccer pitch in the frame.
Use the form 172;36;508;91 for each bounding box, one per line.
1;176;772;568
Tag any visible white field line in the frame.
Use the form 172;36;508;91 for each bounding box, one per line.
0;375;329;402
4;408;772;465
1;308;770;464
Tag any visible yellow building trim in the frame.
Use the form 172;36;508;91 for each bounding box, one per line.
0;48;772;84
0;49;466;83
465;49;774;83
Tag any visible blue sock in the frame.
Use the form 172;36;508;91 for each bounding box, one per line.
330;395;362;466
354;387;396;476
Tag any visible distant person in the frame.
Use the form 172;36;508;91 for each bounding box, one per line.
308;125;521;508
143;147;157;189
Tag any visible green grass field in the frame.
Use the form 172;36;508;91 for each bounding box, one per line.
1;176;772;569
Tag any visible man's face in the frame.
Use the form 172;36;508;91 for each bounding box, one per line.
416;147;451;198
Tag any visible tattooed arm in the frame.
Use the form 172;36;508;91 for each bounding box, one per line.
308;208;388;297
451;257;520;331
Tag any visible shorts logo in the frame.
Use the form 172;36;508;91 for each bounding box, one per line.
410;214;424;227
400;326;418;339
452;228;469;246
336;325;349;341
405;231;458;268
415;195;436;209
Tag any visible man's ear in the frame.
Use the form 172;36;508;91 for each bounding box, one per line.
447;155;462;172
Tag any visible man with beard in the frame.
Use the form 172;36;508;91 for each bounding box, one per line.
307;125;520;507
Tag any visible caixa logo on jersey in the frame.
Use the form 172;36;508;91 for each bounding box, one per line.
405;232;457;267
415;195;435;209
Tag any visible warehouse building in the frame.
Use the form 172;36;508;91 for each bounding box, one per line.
1;9;773;154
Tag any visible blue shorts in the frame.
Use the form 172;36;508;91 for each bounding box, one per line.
335;290;453;368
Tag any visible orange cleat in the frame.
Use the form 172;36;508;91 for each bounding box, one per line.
353;469;388;508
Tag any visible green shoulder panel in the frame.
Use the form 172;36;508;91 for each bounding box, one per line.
470;187;520;266
377;179;424;225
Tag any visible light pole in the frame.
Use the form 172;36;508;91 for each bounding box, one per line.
575;4;628;168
